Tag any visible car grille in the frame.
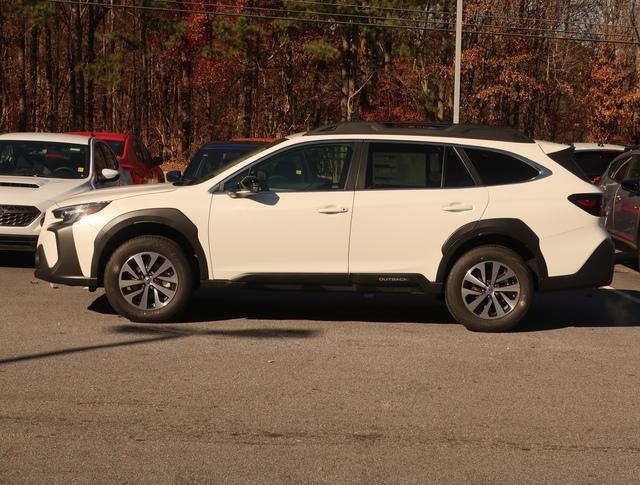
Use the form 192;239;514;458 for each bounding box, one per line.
0;205;41;227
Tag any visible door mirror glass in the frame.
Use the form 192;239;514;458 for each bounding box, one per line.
621;178;640;194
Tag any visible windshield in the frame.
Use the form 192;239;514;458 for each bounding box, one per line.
103;140;125;157
0;140;90;179
182;140;283;184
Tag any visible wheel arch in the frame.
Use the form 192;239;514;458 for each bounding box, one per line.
91;209;208;286
436;219;548;288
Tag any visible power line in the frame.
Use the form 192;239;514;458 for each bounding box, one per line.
157;0;455;28
284;0;452;16
46;0;459;32
46;0;640;45
292;0;639;35
159;0;638;35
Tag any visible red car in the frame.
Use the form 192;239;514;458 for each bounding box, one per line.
69;132;164;184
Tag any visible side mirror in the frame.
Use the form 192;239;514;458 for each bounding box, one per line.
228;175;262;198
98;168;120;184
166;170;182;182
150;156;163;167
621;178;640;194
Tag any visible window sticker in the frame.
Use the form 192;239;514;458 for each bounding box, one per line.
77;167;84;173
296;169;303;175
70;147;81;152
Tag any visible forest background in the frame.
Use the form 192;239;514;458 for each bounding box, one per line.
1;0;639;163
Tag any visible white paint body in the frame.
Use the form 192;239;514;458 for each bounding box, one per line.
38;132;608;282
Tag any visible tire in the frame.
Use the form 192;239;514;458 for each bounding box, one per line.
444;245;534;332
104;235;193;323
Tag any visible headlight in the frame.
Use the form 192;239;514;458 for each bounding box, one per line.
52;201;111;224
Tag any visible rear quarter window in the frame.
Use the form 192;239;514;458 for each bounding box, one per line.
463;147;540;186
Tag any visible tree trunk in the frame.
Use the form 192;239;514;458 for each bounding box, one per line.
71;3;84;130
29;26;39;129
340;27;357;121
179;53;193;159
17;31;28;131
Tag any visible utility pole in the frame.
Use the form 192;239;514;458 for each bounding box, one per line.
453;0;463;124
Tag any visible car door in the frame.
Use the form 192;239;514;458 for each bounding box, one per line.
603;156;632;238
613;155;640;246
348;142;489;281
209;141;358;280
600;156;629;233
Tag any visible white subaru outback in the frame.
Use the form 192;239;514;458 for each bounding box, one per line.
34;123;614;332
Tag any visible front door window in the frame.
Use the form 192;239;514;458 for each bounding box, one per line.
224;143;354;192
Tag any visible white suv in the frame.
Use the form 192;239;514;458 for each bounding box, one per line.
34;123;614;332
0;133;131;251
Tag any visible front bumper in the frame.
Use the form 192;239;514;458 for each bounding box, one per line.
538;238;615;291
34;223;97;287
0;235;38;251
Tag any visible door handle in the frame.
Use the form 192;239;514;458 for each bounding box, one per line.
317;206;349;214
442;203;474;212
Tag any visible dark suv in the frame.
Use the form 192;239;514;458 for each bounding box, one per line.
600;149;640;266
166;140;270;183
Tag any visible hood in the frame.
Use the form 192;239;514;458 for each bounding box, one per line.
0;175;89;208
55;182;177;207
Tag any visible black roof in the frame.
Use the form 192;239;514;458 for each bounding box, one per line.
305;122;534;143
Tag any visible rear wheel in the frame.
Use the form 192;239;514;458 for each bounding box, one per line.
445;245;533;332
104;236;192;322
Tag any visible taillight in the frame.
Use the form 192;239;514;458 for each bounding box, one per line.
568;193;602;216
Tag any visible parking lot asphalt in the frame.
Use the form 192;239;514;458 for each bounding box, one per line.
1;252;640;484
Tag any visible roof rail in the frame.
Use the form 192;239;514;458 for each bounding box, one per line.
304;121;534;143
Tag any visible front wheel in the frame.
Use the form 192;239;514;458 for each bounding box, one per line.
104;236;193;322
445;245;534;332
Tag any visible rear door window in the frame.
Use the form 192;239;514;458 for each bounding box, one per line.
365;143;444;189
443;147;475;188
463;147;539;186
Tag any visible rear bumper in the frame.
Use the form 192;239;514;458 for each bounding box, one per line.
34;224;97;287
538;238;615;291
0;235;38;251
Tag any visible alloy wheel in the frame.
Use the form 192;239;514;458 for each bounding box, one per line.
461;260;521;320
118;251;178;310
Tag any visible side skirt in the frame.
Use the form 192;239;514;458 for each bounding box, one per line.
201;273;443;294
